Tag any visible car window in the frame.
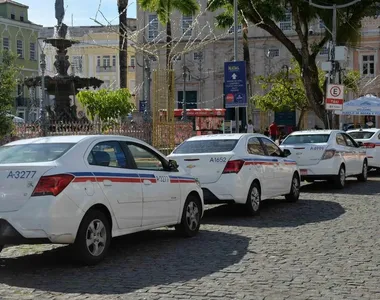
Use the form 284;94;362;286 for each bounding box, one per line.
127;144;165;171
260;137;282;157
336;133;347;146
0;143;75;164
282;134;330;144
247;137;266;155
349;131;375;139
343;133;357;148
173;139;238;154
88;141;127;168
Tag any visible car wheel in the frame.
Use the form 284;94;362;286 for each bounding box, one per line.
74;209;111;265
357;160;368;182
334;165;346;189
245;181;261;216
285;173;300;203
175;195;201;237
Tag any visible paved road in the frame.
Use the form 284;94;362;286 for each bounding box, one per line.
1;176;380;300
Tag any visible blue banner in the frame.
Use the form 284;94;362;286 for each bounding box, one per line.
224;61;247;108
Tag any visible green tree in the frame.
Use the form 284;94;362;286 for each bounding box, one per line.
252;61;360;129
214;0;378;127
0;51;19;138
138;0;200;68
117;0;129;88
77;88;135;122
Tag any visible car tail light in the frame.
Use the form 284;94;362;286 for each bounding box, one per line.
321;149;336;160
32;174;74;197
363;143;376;148
222;160;245;174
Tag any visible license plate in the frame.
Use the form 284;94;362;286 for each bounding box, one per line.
300;169;308;175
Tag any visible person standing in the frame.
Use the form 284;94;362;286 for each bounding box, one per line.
246;119;254;133
269;121;278;141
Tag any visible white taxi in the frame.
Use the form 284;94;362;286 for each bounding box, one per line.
168;134;301;216
280;130;368;188
0;135;203;265
347;128;380;172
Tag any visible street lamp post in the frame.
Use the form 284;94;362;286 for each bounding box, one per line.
40;52;47;136
233;0;239;133
181;53;190;121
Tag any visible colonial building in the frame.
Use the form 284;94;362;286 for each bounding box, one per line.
39;21;138;116
135;0;378;129
0;0;42;121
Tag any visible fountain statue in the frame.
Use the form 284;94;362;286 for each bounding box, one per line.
24;0;103;121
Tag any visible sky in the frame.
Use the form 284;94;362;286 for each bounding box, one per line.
21;0;137;27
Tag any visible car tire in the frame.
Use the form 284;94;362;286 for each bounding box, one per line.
285;173;300;203
334;165;346;189
175;195;201;238
74;209;111;265
357;160;368;182
245;181;261;216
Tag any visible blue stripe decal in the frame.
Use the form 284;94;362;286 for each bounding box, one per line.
170;176;195;180
284;159;296;163
71;172;194;181
71;172;94;177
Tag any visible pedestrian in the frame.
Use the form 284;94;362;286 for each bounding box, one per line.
269;121;278;141
245;119;254;133
263;127;269;137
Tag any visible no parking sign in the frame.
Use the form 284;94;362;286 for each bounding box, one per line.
326;84;344;110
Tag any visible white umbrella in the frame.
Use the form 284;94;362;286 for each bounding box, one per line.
335;94;380;115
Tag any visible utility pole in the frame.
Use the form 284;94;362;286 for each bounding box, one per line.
233;0;239;133
40;52;47;136
144;56;152;119
308;0;361;128
182;53;190;121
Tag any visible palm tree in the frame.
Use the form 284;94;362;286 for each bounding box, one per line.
118;0;129;88
138;0;199;69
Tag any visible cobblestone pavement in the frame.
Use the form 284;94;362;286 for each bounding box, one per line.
1;175;380;300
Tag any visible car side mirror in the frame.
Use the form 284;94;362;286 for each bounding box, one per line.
168;159;179;171
357;141;363;147
283;149;291;157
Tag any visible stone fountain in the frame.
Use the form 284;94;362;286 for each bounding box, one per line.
24;0;103;122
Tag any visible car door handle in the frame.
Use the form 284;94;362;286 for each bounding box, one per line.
103;180;112;186
143;180;152;186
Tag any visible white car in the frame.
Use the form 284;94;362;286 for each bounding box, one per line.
347;128;380;172
0;135;204;265
168;134;301;215
280;130;368;188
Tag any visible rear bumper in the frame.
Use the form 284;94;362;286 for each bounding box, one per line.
0;193;84;245
201;175;247;204
367;156;380;168
299;158;341;180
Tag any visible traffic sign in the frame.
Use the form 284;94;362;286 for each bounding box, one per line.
224;61;247;108
326;84;344;110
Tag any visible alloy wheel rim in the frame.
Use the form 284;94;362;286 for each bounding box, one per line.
250;187;260;211
340;168;345;186
86;219;107;257
292;177;300;197
186;201;200;231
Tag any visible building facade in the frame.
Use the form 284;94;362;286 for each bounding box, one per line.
39;22;137;116
136;0;378;129
0;0;42;121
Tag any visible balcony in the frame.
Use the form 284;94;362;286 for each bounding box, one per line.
96;65;116;73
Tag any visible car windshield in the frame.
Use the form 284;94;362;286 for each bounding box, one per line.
348;131;375;139
173;139;238;154
0;143;75;164
282;134;330;145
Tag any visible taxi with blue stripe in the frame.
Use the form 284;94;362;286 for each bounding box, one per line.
168;133;301;215
0;135;204;265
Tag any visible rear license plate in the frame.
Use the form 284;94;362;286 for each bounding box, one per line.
300;169;308;175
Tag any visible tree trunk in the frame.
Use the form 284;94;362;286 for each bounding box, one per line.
118;0;128;89
301;58;328;128
297;109;306;130
166;19;173;69
242;20;252;118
